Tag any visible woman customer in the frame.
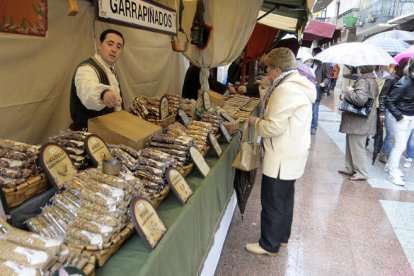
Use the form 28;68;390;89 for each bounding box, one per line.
338;65;378;180
385;59;414;186
245;48;316;256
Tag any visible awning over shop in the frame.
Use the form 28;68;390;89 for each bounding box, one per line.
246;23;279;60
312;0;335;13
258;0;315;33
303;19;336;41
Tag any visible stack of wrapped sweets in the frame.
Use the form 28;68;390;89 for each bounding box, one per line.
0;218;66;275
165;93;181;115
147;134;194;166
0;139;42;188
166;121;211;153
110;144;176;203
49;130;92;170
130;95;178;122
200;112;221;134
135;147;177;199
27;169;138;249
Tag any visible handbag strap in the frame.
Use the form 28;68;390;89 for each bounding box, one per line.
241;121;259;152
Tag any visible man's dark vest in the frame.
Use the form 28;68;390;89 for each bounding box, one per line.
70;57;115;130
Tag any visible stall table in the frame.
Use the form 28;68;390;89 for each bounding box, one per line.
97;134;240;275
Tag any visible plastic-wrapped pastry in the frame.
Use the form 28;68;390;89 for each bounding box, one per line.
138;157;167;172
0;240;50;268
81;190;118;211
66;227;103;247
0;219;62;256
70;217;114;240
0;260;38;276
85;182;124;201
135;165;164;178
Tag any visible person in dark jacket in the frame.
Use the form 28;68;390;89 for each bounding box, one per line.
70;29;124;130
311;47;331;135
181;64;228;100
385;59;414;186
338;65;378;181
377;64;405;163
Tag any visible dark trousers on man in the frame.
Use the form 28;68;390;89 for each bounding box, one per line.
259;174;296;253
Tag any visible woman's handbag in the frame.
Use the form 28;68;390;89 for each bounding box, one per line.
232;122;260;171
339;98;374;118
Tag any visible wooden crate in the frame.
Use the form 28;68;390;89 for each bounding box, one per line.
88;111;162;151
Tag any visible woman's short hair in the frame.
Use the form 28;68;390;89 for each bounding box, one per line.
264;47;297;72
358;65;375;74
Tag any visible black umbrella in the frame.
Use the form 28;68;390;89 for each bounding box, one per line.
372;118;384;165
231;129;258;220
234;169;257;220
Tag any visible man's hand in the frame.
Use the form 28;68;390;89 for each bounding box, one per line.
102;90;122;108
379;115;385;125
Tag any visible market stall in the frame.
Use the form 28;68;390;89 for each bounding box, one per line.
97;135;240;275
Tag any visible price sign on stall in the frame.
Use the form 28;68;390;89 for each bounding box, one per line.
166;168;193;205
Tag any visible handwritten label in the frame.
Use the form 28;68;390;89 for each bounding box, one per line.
219;123;231;143
130;197;167;249
159;96;169;120
203;91;211;110
189;146;210;177
85;135;112;167
208;132;222;157
39;143;77;190
166;168;193;205
177;108;191;126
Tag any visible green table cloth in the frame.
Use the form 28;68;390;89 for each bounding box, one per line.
97;135;240;276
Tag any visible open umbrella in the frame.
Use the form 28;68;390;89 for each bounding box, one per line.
394;46;414;64
363;37;409;56
370;30;414;42
313;42;397;66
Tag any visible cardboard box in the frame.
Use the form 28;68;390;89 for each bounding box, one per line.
88;111;162;150
208;90;225;107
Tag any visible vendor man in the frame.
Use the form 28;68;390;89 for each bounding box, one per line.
70;29;124;130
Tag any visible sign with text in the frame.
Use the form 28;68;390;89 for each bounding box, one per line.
189;146;210;178
130;196;167;249
39;143;77;190
166;168;193;205
208;132;222;157
97;0;177;35
85;134;113;167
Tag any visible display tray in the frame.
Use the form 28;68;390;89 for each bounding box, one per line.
223;121;240;135
3;174;49;208
67;223;134;267
150;185;170;209
82;255;97;276
147;113;176;128
177;163;194;178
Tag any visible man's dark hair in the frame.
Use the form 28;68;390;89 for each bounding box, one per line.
100;29;125;46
